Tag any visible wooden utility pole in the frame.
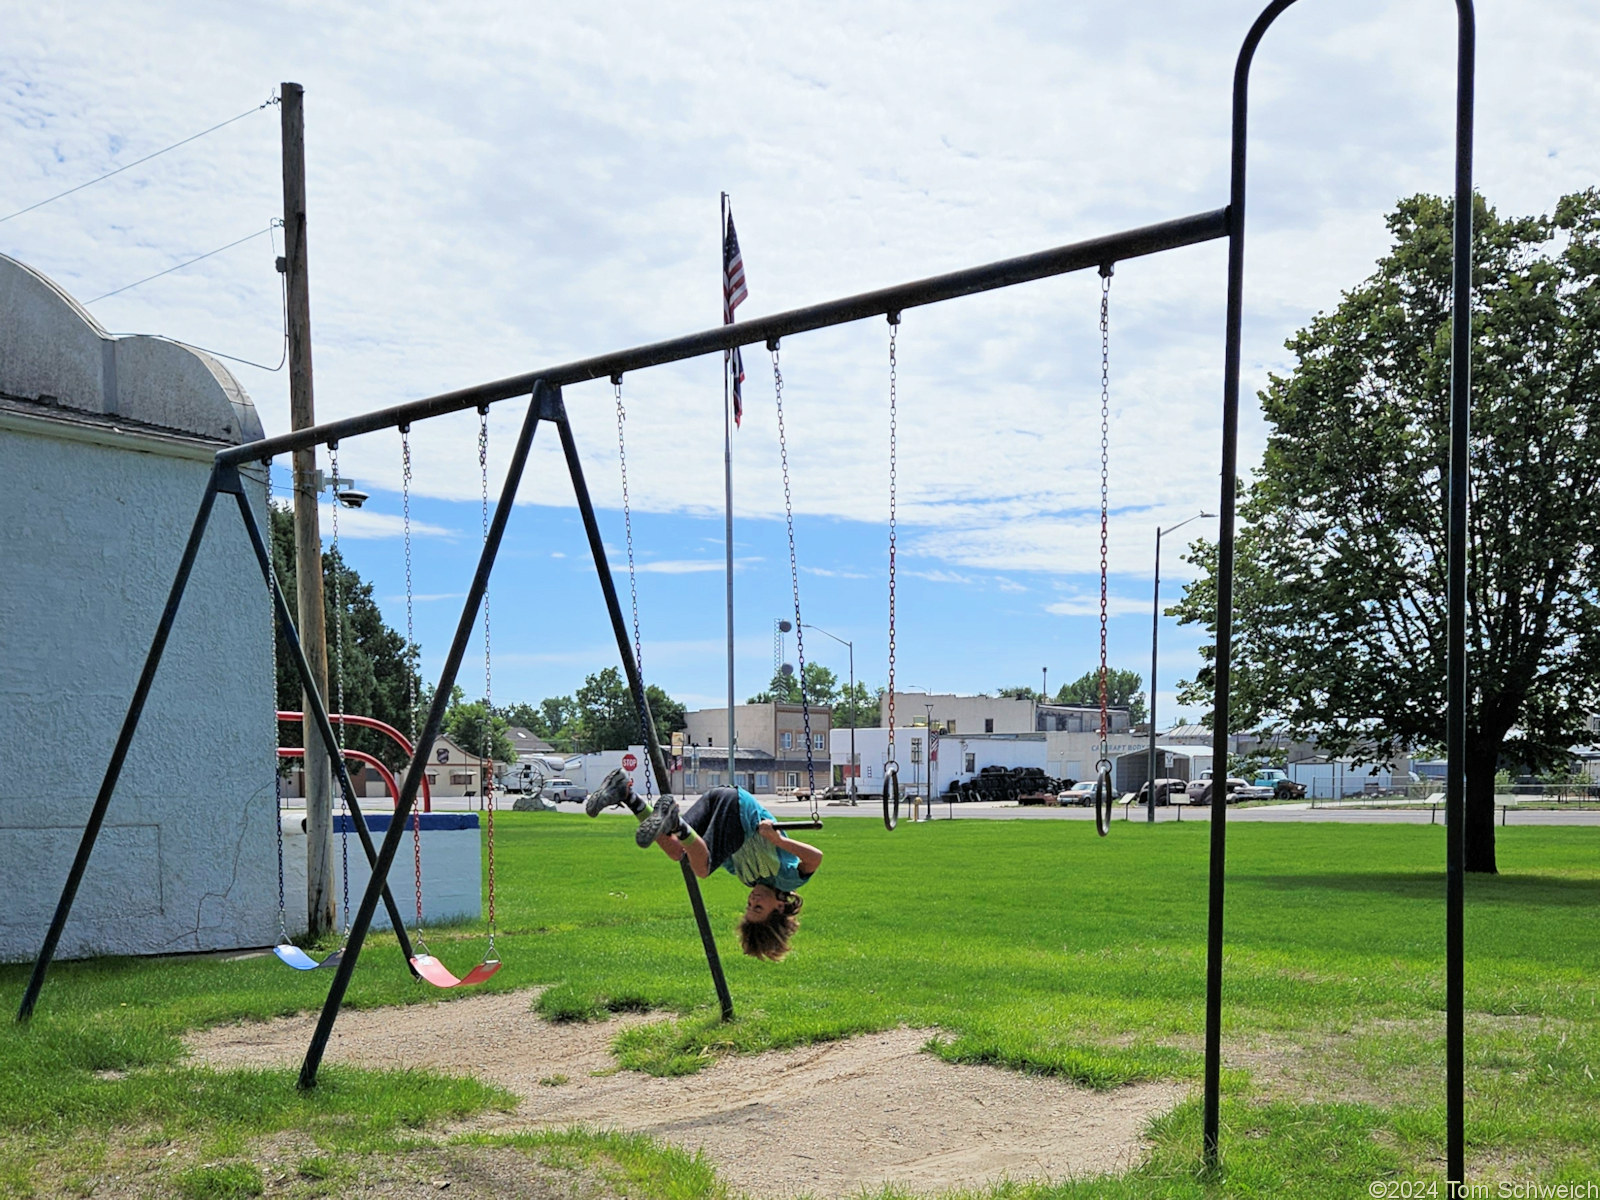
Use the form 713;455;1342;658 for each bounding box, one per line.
281;82;335;939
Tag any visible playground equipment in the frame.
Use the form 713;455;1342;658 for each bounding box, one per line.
19;1;1479;1183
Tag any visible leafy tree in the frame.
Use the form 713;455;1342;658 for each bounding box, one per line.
997;685;1041;701
645;685;688;737
269;506;421;771
499;701;549;739
1173;191;1600;874
571;668;686;750
1053;669;1147;727
831;681;883;729
500;695;586;753
442;695;516;764
747;663;839;707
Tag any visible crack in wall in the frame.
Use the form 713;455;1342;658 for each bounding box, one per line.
157;783;265;950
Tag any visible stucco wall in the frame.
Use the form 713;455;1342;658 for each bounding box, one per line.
0;252;276;962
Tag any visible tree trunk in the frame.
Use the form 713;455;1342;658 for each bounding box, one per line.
1464;748;1499;874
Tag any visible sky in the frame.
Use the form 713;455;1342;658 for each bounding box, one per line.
4;1;1597;720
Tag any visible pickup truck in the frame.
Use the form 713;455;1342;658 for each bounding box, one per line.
541;778;588;803
1249;769;1307;800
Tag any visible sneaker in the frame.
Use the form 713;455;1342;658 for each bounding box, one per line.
585;769;637;818
634;795;683;847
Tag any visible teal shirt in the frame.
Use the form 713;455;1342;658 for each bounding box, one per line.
723;789;812;892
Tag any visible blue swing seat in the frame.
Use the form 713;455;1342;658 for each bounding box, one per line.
274;944;344;971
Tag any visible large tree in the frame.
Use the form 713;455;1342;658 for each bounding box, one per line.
442;691;517;764
269;506;421;771
571;668;686;751
1174;191;1600;874
831;681;883;729
747;663;839;708
1054;669;1147;727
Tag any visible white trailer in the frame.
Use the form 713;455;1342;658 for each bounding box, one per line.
829;727;1047;798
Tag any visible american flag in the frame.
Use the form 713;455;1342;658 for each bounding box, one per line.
723;209;748;426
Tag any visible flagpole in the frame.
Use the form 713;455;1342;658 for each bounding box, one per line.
721;192;737;787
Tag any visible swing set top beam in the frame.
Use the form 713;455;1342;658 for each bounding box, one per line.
217;206;1229;467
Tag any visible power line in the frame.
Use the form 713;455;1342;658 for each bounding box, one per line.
0;93;279;226
95;219;290;373
86;224;274;303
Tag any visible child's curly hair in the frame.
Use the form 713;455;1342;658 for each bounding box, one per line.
737;890;803;961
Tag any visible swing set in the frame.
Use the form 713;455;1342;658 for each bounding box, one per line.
19;0;1480;1180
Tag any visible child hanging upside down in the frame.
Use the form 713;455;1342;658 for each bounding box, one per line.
586;770;822;961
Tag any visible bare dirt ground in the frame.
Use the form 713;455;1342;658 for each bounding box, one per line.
186;989;1189;1198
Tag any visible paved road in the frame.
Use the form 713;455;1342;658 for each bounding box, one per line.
750;797;1600;827
298;795;1600;827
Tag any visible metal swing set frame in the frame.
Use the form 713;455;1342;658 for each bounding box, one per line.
18;0;1479;1182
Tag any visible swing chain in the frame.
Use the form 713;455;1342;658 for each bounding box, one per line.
478;407;496;951
265;459;288;943
613;377;656;801
1097;266;1113;754
771;343;817;815
402;426;425;940
329;442;350;933
402;427;416;744
886;313;900;758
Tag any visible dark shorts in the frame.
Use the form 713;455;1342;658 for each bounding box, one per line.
683;787;746;873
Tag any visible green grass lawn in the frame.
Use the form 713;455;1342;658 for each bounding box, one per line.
2;815;1597;1198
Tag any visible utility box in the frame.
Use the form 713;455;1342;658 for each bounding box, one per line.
277;813;484;934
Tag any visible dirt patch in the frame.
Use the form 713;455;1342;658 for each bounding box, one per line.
186;990;1188;1198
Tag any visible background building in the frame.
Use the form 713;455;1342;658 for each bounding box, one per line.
683;702;832;794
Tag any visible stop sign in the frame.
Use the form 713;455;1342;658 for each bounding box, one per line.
622;753;638;771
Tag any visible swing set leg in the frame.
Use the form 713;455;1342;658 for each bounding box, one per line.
556;397;735;1023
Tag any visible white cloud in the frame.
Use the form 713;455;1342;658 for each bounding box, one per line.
316;503;455;541
1044;592;1152;618
608;557;763;575
7;1;1587;580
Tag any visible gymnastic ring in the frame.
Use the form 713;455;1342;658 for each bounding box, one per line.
1093;763;1114;838
883;761;901;831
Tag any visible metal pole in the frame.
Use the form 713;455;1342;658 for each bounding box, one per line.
1149;525;1161;825
1206;0;1299;1168
18;470;222;1022
556;402;736;1023
848;640;856;804
1150;512;1212;825
299;386;549;1089
229;476;417;967
802;623;857;806
721;194;738;792
216;209;1230;469
1445;4;1477;1191
280;81;335;940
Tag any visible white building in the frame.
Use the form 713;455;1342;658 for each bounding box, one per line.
1;252;274;962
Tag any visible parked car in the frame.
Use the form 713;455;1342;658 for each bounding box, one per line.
1187;776;1250;805
1134;777;1188;806
541;778;587;803
1059;779;1098;806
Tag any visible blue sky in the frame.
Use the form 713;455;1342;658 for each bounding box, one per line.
4;1;1597;719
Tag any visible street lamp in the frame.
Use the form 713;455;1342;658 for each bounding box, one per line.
924;701;936;822
1149;512;1214;823
801;622;856;806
